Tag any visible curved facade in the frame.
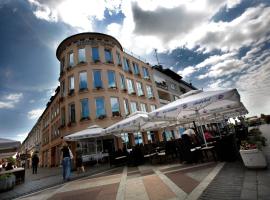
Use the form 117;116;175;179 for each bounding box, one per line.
21;33;196;168
57;33;159;157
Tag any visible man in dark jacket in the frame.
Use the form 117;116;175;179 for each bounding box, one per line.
32;153;39;174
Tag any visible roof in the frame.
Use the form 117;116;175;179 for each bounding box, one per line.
56;32;123;60
153;65;197;90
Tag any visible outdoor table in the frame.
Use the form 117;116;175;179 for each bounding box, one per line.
0;167;25;184
144;152;157;164
156;152;166;163
113;155;127;166
115;155;127;160
201;146;217;161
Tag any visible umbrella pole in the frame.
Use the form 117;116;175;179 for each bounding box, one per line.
125;133;128;149
196;111;208;147
214;113;222;138
95;137;99;165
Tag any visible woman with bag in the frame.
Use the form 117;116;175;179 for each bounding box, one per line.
61;142;73;181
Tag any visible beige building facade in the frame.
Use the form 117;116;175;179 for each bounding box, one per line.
20;33;195;167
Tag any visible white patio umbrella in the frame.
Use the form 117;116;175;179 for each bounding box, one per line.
64;125;105;141
148;89;241;146
0;138;21;159
64;125;105;164
105;111;149;134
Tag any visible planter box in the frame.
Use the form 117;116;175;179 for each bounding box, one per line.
240;149;267;169
0;174;16;192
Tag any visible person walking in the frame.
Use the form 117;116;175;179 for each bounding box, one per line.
61;142;73;181
32;153;39;174
76;149;84;174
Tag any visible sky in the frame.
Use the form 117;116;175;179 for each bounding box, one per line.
0;0;269;142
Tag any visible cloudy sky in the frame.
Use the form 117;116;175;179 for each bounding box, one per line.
0;0;269;141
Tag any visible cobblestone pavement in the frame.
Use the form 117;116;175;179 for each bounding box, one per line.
15;161;223;200
199;124;270;200
0;164;111;200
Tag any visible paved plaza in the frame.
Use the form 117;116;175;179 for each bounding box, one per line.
16;162;222;200
1;125;270;200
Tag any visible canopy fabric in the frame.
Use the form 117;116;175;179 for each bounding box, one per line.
140;121;176;132
149;89;240;122
0;138;21;151
105;111;149;134
0;138;21;159
64;125;105;141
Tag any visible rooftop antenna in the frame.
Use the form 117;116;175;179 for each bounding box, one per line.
154;48;160;65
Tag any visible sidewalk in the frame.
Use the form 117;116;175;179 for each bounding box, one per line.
199;124;270;200
0;164;112;200
16;161;223;200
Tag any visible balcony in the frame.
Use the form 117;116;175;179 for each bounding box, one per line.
156;81;168;90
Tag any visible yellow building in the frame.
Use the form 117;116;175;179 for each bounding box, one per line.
21;32;196;167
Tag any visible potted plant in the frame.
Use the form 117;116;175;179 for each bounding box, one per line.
240;128;267;168
0;173;16;191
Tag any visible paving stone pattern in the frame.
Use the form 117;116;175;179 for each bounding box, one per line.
199;162;245;200
0;165;112;200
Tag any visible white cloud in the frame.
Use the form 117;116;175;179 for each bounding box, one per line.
27;108;44;120
16;132;29;142
0;93;23;109
177;66;196;79
28;0;121;31
192;5;270;52
201;46;270;116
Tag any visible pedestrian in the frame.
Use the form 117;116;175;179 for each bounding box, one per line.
76;149;84;174
32;153;39;174
61;142;73;181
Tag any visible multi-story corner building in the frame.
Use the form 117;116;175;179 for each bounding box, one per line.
21;33;196;167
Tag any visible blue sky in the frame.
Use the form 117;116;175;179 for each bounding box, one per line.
0;0;269;141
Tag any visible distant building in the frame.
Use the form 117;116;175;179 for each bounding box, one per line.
20;33;196;167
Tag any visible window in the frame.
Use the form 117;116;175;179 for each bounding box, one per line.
127;79;135;94
171;83;176;90
142;67;150;79
68;76;74;95
120;74;126;90
123;99;129;116
146;85;154;98
93;70;103;89
116;51;122;66
92;47;99;62
134;132;143;145
136;82;144;96
140;103;147;112
78;48;86;63
69;52;74;67
121;133;129;147
105;49;113;63
80;98;89;119
107;70;116;88
60;80;65;97
68;103;76;123
110;97;120;116
95;97;106;118
123;58;131;72
79;71;87;90
61;107;65;126
130;101;138;113
133;63;140;75
150;105;157;112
